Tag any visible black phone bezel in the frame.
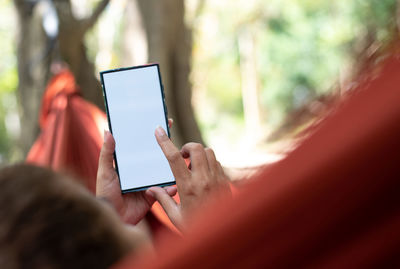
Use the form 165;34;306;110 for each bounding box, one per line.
100;63;175;193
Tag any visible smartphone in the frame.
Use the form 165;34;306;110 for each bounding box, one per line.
100;64;175;193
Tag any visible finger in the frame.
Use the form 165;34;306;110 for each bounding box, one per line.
181;143;209;173
216;161;228;183
98;130;115;170
164;185;177;196
168;118;173;129
217;161;224;176
137;191;155;207
204;148;218;174
155;126;190;182
146;187;182;226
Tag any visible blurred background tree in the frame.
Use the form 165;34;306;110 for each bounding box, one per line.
0;0;398;166
190;0;397;166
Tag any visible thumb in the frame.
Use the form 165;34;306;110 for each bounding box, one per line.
146;187;183;229
99;130;115;169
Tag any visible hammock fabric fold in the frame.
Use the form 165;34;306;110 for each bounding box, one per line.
26;71;106;192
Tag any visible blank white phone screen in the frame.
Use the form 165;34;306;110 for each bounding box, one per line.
101;65;174;192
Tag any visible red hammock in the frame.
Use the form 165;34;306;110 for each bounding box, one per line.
114;56;400;268
26;70;106;192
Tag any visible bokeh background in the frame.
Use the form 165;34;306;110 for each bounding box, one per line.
0;0;397;168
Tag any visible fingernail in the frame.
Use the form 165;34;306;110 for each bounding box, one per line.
155;126;166;138
147;189;155;198
164;186;172;192
103;130;107;141
164;186;176;194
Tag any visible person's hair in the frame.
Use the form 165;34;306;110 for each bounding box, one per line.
0;164;130;269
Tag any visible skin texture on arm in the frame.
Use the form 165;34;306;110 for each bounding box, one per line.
146;126;230;231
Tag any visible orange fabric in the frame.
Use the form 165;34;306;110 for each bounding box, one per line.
114;56;400;268
26;70;107;192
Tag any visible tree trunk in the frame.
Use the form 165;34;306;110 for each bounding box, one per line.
132;0;204;147
121;0;148;66
238;28;263;143
14;0;109;157
53;0;108;111
14;0;52;155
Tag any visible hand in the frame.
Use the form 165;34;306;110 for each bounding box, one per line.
96;120;176;225
146;126;230;230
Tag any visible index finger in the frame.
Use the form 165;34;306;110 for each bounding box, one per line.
155;126;190;182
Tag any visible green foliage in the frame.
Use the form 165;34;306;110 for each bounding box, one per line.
0;0;18;162
192;0;397;138
0;64;18;162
